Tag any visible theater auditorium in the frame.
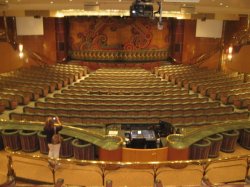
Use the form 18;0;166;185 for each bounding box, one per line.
0;0;250;186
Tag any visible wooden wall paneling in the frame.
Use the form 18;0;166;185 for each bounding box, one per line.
182;20;221;68
98;147;122;161
224;16;248;47
0;42;23;73
171;19;184;62
18;17;57;66
122;147;168;162
55;18;68;62
68;17;169;62
167;146;189;161
223;16;249;72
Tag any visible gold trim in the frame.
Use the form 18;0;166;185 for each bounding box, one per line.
5;147;250;167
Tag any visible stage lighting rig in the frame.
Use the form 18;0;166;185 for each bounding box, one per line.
130;0;154;17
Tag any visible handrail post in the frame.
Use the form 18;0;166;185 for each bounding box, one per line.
154;179;163;187
99;164;106;186
245;156;250;181
7;155;16;180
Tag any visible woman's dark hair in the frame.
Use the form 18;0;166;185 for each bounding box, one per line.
44;117;55;129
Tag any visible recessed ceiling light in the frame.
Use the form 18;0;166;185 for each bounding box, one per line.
50;1;54;4
69;0;73;1
219;2;223;6
183;3;186;6
225;5;229;8
5;0;8;3
118;0;122;2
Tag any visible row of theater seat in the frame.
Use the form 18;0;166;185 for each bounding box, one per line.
154;65;250;110
61;88;187;95
190;129;250;160
35;100;221;110
1;127;249;161
53;92;199;99
0;64;88;114
45;96;209;104
9;110;249;125
23;105;235;117
1;124;249;186
8;67;247;126
0;129;95;160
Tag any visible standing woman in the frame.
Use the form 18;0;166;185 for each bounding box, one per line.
44;116;63;159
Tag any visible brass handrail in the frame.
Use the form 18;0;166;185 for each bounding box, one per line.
190;45;222;67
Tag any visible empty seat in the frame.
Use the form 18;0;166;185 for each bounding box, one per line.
190;139;211;160
205;158;247;184
60;135;73;158
105;167;154;187
1;129;21;151
19;130;39;152
206;133;223;158
239;128;250;150
37;131;49;154
157;164;203;186
220;130;239;153
72;139;95;160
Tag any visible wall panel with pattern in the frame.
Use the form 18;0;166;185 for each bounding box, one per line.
68;17;169;62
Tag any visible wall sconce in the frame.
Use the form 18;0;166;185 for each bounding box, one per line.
228;46;233;53
227;54;232;61
18;43;24;59
227;45;233;61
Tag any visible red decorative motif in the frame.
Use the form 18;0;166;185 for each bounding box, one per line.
69;17;169;51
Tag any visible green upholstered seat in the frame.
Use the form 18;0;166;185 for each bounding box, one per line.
1;129;21;151
60;135;73;158
37;131;49;154
220;130;239;153
206;133;223;158
239;128;250;150
72;139;95;160
190;139;211;160
19;130;39;152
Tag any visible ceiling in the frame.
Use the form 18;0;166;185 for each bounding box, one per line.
0;0;250;20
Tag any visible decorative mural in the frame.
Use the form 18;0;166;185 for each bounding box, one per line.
68;17;169;62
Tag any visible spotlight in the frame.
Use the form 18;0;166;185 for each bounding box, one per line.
130;0;154;17
157;21;163;30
